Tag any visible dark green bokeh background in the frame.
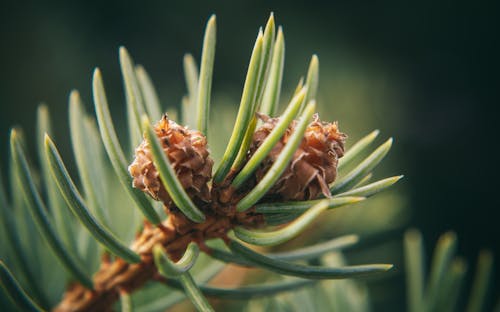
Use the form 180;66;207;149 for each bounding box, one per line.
1;0;499;309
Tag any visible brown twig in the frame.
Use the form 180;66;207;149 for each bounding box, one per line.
53;206;263;312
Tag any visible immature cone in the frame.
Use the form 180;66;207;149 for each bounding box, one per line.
129;115;213;207
250;113;346;201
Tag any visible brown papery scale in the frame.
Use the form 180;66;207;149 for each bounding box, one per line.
250;113;346;201
128;115;213;209
54;113;345;311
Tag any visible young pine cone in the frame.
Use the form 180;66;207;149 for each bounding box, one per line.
128;115;213;207
250;113;346;201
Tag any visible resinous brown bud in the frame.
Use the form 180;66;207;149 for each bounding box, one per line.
128;115;213;207
250;113;346;201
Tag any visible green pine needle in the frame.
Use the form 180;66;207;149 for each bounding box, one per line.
36;105;77;252
0;261;44;312
120;47;147;150
352;172;373;188
182;53;199;127
271;234;359;261
177;273;215;312
153;243;199;277
154;244;213;312
252;12;276;115
231;88;306;189
435;258;467;312
293;76;305;97
255;196;365;214
424;231;458;311
230;15;277;172
44;135;141;263
466;250;494;312
120;292;133;312
135;65;163;120
231;115;258;173
92;68;161;225
0;173;49;308
142;115;205;223
338;129;380;171
69;91;110;225
237;101;316;212
229;239;393;280
196;15;216;136
214;30;264;183
207;235;358;266
260;26;285;117
235;199;361;246
331;138;393;194
335;175;403;198
301;55;319;113
404;229;425;312
164;278;315;300
10;130;93;289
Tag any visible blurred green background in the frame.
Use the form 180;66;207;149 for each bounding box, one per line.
1;0;498;310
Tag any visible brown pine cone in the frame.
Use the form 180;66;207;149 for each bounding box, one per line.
250;113;346;201
128;115;213;208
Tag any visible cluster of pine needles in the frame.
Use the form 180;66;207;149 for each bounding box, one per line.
0;13;495;312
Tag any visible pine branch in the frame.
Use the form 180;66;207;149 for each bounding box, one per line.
0;13;414;312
